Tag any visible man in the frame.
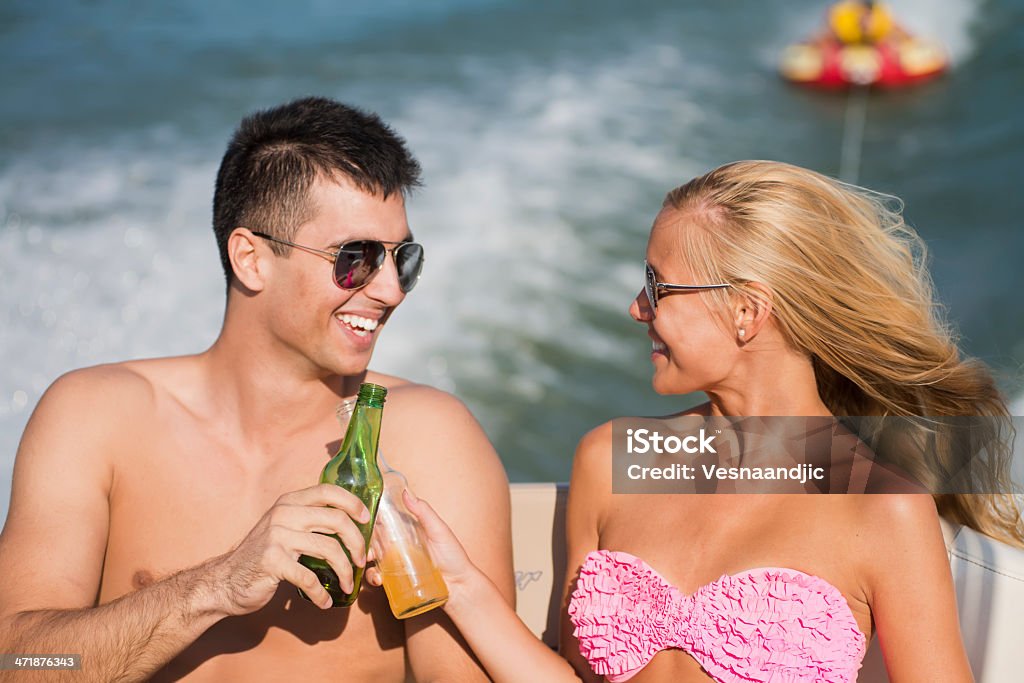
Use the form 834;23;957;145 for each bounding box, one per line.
826;0;905;45
0;97;514;681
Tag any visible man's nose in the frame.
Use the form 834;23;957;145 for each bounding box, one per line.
363;251;405;306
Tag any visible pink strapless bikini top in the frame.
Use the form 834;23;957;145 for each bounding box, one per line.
568;550;866;683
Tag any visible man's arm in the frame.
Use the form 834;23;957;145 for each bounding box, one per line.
383;386;515;682
0;563;225;683
0;367;370;682
0;367;220;682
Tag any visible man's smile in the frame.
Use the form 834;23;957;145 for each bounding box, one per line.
335;312;381;338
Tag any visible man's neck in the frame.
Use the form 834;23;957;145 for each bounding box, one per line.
198;326;364;440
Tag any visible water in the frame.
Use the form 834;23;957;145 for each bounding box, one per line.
2;0;1023;524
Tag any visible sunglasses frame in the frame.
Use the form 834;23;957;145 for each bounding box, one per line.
644;260;730;309
250;230;424;293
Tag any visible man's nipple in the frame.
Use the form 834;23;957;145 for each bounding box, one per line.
132;569;157;590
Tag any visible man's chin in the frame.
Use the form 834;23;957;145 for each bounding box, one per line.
326;361;372;379
317;347;375;379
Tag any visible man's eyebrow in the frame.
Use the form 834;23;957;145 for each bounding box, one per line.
325;235;416;250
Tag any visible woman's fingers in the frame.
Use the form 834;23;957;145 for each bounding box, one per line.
402;489;474;579
404;488;457;545
364;565;383;587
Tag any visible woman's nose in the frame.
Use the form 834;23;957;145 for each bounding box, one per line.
629;289;653;322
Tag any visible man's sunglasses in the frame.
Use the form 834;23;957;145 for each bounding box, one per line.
644;260;730;309
251;231;424;293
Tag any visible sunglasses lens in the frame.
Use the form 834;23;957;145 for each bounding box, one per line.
334;240;386;290
395;243;424;293
644;263;657;308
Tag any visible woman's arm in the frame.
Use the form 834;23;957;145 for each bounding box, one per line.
863;495;973;682
559;423;614;683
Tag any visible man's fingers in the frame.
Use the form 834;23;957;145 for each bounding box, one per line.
277;505;368;548
267;505;368;564
282;563;335;610
307;529;363;580
285;529;358;591
327;519;368;567
277;484;371;523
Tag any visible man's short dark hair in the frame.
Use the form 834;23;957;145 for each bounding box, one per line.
212;96;422;284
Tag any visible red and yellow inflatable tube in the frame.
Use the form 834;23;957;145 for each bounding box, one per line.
780;38;947;89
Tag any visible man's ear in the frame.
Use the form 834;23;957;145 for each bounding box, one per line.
732;282;774;343
227;228;268;292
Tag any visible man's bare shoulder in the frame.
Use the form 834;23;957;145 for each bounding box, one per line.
25;356;208;451
6;361;186;556
35;362;156;423
364;369;414;390
41;356;205;411
369;375;482;431
360;374;498;466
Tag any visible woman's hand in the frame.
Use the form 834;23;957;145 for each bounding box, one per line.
365;489;480;605
367;491;582;682
401;489;479;585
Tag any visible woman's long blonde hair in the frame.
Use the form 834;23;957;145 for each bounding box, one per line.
664;160;1024;547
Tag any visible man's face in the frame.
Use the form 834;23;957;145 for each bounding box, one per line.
262;176;412;378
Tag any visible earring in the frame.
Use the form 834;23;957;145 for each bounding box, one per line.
738;329;746;339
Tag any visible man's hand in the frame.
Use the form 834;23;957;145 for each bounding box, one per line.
213;484;371;614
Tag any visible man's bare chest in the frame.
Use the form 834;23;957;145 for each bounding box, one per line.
100;427;337;599
98;431;408;680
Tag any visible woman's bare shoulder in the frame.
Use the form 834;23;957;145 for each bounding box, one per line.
574;401;710;473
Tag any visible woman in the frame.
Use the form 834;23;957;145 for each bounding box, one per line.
376;161;1023;682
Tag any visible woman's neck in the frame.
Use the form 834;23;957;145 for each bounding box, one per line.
705;347;831;417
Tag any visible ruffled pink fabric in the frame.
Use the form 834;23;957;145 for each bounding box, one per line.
568;550;866;683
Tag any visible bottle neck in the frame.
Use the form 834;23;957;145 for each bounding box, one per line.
340;400;384;457
357;382;387;408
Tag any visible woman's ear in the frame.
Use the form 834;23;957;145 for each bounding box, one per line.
227;228;268;292
732;282;774;343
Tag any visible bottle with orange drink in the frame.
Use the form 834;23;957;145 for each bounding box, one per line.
372;467;449;618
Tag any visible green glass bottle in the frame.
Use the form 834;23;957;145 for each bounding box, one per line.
299;383;387;607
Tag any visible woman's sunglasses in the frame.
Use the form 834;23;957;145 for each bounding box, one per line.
251;231;424;293
644;260;730;309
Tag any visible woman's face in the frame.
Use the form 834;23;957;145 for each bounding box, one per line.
630;208;739;395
